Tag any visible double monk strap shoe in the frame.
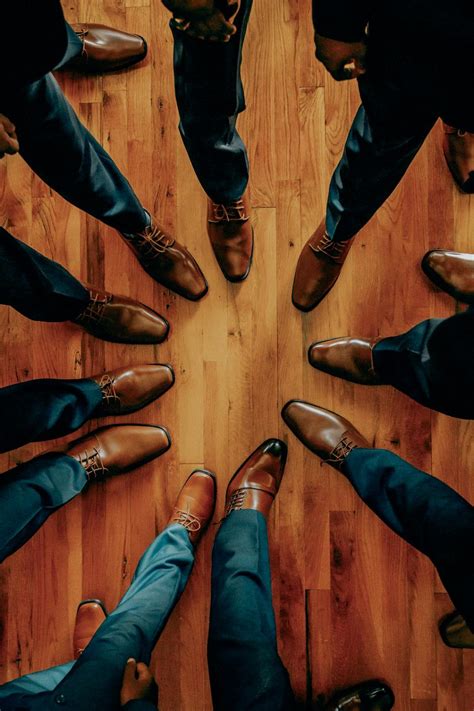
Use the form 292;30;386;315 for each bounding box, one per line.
422;249;474;304
167;469;216;545
292;220;354;312
207;193;253;282
64;424;171;482
439;610;474;649
309;337;383;385
73;600;108;659
120;218;208;301
324;680;395;711
282;401;370;471
224;439;287;519
72;288;169;344
442;123;474;194
92;364;174;417
60;23;147;74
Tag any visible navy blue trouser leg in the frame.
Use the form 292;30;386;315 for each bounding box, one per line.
172;0;252;203
0;377;102;453
373;309;474;419
0;453;88;563
53;22;84;69
343;448;474;631
0;226;89;321
208;510;295;710
0;524;194;710
2;75;147;233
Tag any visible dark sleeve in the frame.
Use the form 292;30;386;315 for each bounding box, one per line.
122;701;157;711
312;0;371;42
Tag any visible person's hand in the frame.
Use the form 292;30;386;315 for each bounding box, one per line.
315;34;367;81
120;659;158;707
0;114;19;159
167;1;239;42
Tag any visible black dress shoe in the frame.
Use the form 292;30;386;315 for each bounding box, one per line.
325;679;395;711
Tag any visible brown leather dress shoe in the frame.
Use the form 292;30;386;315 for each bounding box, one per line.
442;123;474;194
167;469;216;545
325;680;395;711
422;249;474;304
72;288;169;344
207;193;253;282
64;424;171;481
292;220;354;312
224;439;287;519
281;401;369;470
120;217;208;301
92;364;175;416
309;337;383;385
73;599;107;659
61;23;147;74
439;610;474;649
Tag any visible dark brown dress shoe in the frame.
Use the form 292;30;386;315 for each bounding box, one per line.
120;217;208;301
422;249;474;304
92;364;175;416
224;439;287;519
73;599;107;659
309;337;383;385
61;23;147;74
292;220;354;312
64;424;171;481
325;680;395;711
439;610;474;649
281;401;369;470
442;123;474;194
167;469;217;546
72;288;169;344
207;193;253;282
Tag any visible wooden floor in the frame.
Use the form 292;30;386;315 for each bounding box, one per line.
1;1;473;708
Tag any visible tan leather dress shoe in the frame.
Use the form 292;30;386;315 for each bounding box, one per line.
324;680;395;711
442;123;474;194
439;610;474;649
120;217;208;301
64;424;171;481
62;23;147;74
422;249;474;304
224;439;287;519
73;600;107;659
72;288;169;344
281;401;369;470
167;469;216;545
92;364;175;416
207;193;253;282
292;220;354;312
309;337;383;385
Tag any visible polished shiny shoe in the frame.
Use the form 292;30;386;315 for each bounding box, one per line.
325;680;395;711
120;217;208;301
224;439;287;519
73;599;107;659
439;610;474;649
167;469;216;545
442;123;474;194
422;249;474;304
281;401;369;470
207;193;253;282
309;337;383;385
292;220;354;312
72;288;169;344
61;23;147;74
64;424;171;481
92;364;175;416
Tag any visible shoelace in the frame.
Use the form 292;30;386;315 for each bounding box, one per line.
171;509;202;532
74;447;108;482
225;488;247;516
311;233;351;263
74;291;112;325
123;224;175;261
74;28;89;59
325;436;360;469
98;374;120;407
209;199;249;223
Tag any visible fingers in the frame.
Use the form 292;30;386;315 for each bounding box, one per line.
174;10;237;42
123;658;138;683
0;114;16;134
135;662;152;681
